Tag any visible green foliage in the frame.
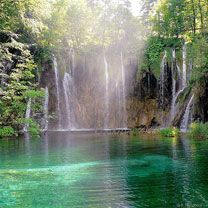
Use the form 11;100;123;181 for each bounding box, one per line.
0;36;43;136
23;90;45;99
23;119;40;137
159;127;180;138
130;128;140;136
0;126;15;138
189;36;208;86
188;122;208;140
152;0;208;39
140;36;165;76
142;0;208;99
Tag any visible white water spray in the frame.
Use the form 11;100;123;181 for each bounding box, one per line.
160;51;167;107
54;58;61;129
171;49;176;119
63;73;75;129
182;43;187;88
180;94;194;132
24;98;32;132
121;52;127;128
104;55;110;129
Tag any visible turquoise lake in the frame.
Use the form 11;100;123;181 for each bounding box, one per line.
0;132;208;207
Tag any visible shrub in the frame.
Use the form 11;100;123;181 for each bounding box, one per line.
0;126;15;138
131;128;140;136
21;118;41;137
188;122;208;140
159;127;180;138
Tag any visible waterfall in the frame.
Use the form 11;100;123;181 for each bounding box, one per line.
23;98;32;132
180;95;194;132
187;60;192;82
171;88;184;122
43;87;49;131
63;73;75;129
159;51;167;107
182;43;187;88
116;80;122;128
171;74;176;118
104;55;110;129
50;51;130;130
71;49;75;75
177;64;182;89
172;48;176;59
170;49;176;119
120;52;127;128
54;57;61;129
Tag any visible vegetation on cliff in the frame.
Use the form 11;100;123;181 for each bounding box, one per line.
143;0;208;86
0;32;44;136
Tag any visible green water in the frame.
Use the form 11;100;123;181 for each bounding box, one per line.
1;132;208;207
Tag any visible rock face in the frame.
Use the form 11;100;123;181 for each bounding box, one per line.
134;72;158;100
0;31;19;43
193;78;208;123
39;60;58;128
127;97;162;129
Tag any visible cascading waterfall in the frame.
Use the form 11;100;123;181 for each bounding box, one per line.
187;60;193;82
170;49;183;120
182;43;187;88
180;94;194;132
159;51;167;107
120;52;127;128
23;98;32;132
54;57;61;129
51;51;129;131
116;80;122;128
43;87;49;131
63;73;75;129
104;55;110;129
176;64;182;89
170;49;176;119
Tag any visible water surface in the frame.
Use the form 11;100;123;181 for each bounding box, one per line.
0;132;208;207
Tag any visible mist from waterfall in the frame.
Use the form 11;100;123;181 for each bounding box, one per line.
180;94;194;132
159;51;167;108
24;98;32;132
182;43;187;88
120;52;127;128
104;55;110;129
50;49;129;131
170;49;176;119
170;49;183;121
63;73;76;130
54;58;61;129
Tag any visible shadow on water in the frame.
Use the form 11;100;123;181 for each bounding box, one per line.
1;132;208;207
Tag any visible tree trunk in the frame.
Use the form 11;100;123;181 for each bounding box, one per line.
191;0;196;34
198;0;204;32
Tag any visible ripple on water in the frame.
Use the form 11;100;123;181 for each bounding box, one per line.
0;135;208;208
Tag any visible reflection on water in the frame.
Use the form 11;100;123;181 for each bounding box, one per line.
0;132;208;207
